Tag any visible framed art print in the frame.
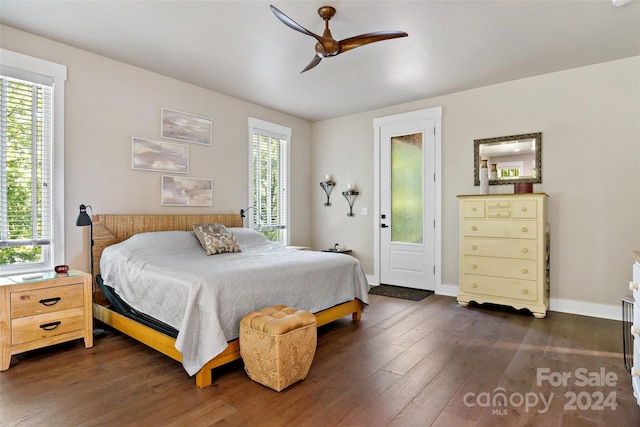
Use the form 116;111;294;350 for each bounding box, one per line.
161;107;213;146
131;137;189;174
161;175;212;206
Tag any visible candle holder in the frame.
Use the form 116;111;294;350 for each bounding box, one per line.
342;190;359;217
320;180;336;206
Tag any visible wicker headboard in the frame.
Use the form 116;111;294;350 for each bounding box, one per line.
91;213;242;300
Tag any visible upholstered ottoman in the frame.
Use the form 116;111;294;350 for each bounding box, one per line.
239;305;317;391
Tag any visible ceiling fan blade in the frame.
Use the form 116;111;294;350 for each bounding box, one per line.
300;55;322;73
270;5;324;44
338;31;408;54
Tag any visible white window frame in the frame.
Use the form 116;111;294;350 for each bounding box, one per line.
0;49;66;275
247;117;290;245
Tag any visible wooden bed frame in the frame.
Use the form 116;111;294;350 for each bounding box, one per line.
90;213;363;388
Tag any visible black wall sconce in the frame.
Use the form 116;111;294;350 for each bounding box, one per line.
320;176;336;206
75;204;94;281
342;186;359;217
240;206;253;228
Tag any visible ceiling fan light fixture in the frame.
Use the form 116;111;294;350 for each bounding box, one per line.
270;4;408;73
611;0;632;6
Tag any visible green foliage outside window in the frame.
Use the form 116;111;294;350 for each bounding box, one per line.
0;77;47;266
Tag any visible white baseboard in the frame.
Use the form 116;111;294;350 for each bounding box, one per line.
435;283;622;321
435;282;459;297
549;298;621;321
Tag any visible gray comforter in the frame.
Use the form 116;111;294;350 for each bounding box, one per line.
100;228;369;375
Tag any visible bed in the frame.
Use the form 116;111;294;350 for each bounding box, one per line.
90;214;368;388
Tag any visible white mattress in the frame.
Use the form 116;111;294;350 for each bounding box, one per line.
100;228;369;375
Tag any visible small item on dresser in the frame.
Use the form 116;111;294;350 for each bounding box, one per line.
514;182;533;194
479;160;489;194
54;264;69;273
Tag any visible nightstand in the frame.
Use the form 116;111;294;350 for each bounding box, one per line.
0;270;93;371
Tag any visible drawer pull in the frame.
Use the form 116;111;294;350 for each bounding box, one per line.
522;289;528;295
630;281;639;291
471;245;477;250
521;248;528;254
39;321;61;331
521;207;527;212
471;283;478;288
522;227;528;233
471;207;476;212
471;264;478;270
471;226;477;231
521;268;528;274
39;297;61;306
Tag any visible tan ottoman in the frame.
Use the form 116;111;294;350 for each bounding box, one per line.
239;305;317;391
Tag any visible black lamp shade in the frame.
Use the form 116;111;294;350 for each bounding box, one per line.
76;204;92;226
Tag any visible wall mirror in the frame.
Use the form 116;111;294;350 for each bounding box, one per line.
474;132;542;186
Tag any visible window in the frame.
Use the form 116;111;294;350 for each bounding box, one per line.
0;50;66;275
248;118;290;244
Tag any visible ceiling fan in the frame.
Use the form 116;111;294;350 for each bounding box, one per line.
270;4;408;73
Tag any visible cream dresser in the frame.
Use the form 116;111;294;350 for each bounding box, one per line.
630;251;640;406
457;193;549;318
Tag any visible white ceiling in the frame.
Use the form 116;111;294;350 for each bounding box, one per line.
1;1;639;122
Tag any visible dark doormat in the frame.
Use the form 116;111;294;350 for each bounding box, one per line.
369;284;434;301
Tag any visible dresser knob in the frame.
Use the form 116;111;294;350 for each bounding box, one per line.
522;227;528;233
521;248;528;254
632;367;640;377
471;226;477;231
522;207;527;212
522;289;528;294
521;268;528;274
471;283;478;288
471;245;477;250
471;207;476;212
630;281;639;291
471;264;478;270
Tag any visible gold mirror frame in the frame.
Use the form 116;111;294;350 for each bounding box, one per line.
474;132;542;186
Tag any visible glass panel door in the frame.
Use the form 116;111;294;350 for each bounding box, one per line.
391;133;423;244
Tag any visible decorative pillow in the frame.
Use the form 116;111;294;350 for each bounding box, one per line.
193;223;241;255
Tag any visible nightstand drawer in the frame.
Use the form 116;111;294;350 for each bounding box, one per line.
11;284;84;318
11;307;85;346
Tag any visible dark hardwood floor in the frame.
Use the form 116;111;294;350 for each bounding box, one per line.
2;294;639;426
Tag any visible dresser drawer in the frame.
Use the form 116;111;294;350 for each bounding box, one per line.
512;199;537;219
461;274;537;302
11;284;84;318
11;307;85;346
462;237;537;260
463;220;537;239
463;200;485;218
486;200;510;210
463;255;537;281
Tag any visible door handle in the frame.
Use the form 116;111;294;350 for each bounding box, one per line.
381;224;389;228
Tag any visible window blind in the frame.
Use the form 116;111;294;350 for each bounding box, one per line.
251;130;286;231
0;75;52;263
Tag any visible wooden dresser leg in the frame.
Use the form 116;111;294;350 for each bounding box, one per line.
195;368;212;388
352;310;361;321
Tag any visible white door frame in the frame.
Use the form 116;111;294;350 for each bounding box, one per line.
373;107;442;292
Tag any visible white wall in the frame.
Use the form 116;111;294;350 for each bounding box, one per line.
0;25;313;272
311;56;640;319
